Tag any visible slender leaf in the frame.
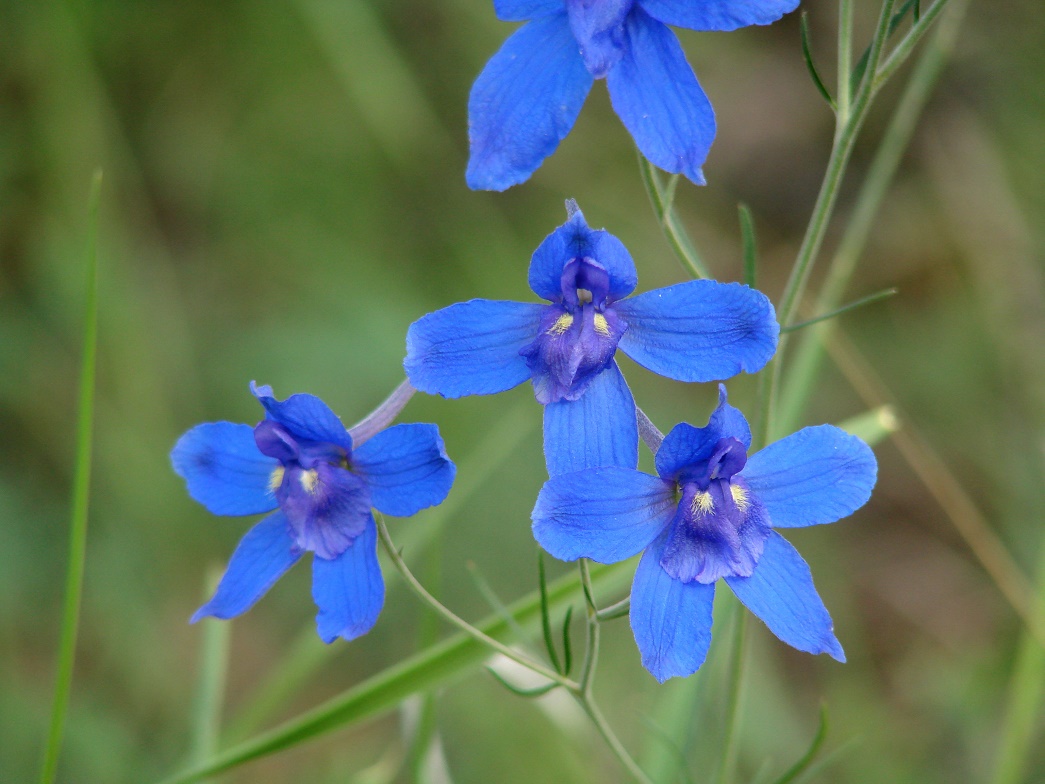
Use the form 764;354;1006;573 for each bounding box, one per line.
538;551;563;674
485;668;559;699
850;0;919;94
781;288;897;333
738;204;758;288
770;705;829;784
800;13;836;111
39;170;103;784
637;153;710;280
560;606;574;677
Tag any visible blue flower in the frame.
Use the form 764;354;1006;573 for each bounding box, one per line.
405;202;778;477
171;383;455;642
467;0;800;191
532;386;876;681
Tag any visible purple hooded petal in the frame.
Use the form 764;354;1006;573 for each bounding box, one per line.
405;299;544;398
655;386;751;481
605;9;714;184
616;280;778;382
278;463;372;560
630;530;716;682
638;0;799;32
250;382;353;453
528;203;637;302
467;15;593;191
725;531;845;661
171;422;280;516
191;512;300;622
743;425;877;528
542;361;638;476
353;423;456;518
532;466;675;562
312;514;385;642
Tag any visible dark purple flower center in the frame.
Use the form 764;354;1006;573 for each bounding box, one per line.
520;257;627;404
660;438;772;584
254;419;370;560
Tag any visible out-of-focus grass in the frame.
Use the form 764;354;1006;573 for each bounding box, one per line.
2;1;1043;782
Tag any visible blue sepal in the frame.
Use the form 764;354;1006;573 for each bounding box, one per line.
725;531;845;661
743;425;877;528
630;530;716;682
405;299;544;398
542;361;638;476
532;466;676;563
250;382;353;453
605;10;714;184
171;422;280;516
467;15;593;191
638;0;800;32
616;280;778;383
312;515;385;643
494;0;564;21
353;423;456;518
191;512;301;622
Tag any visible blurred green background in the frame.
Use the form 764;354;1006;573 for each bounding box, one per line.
2;0;1044;782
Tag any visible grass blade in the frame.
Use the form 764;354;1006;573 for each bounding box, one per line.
189;569;231;783
780;288;897;333
738;204;758;288
38;170;103;784
770;704;829;784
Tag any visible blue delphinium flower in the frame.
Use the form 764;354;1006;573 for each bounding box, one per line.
467;0;800;191
171;383;455;642
405;201;778;477
532;386;876;681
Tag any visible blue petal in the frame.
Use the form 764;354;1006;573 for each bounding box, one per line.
191;512;301;622
353;423;456;517
743;425;877;528
655;386;751;480
172;422;280;516
528;205;638;302
542;361;638;476
725;531;845;660
638;0;799;32
616;280;778;382
312;514;385;643
630;530;716;682
405;299;544;398
566;0;631;77
250;382;353;453
467;15;594;191
605;10;714;184
494;0;564;21
532;467;676;563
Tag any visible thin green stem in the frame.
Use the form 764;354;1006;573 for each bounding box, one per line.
637;153;711;280
39;170;103;784
579;698;656;784
716;605;748;784
375;513;573;689
778;0;969;433
577;559;600;695
837;0;854;123
874;0;954;89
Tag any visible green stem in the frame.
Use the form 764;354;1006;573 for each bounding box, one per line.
189;569;231;784
716;604;748;784
579;698;656;784
39;170;103;784
778;0;969;433
837;0;854;124
637;153;711;280
375;513;572;689
874;0;954;89
578;559;599;695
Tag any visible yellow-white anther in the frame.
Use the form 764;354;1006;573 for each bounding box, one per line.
690;491;714;515
268;466;285;493
577;288;593;304
730;483;750;511
547;312;574;335
593;312;610;336
300;469;320;494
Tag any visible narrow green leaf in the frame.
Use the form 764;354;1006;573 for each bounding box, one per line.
781;288;897;333
560;605;574;677
189;569;231;783
800;13;837;111
737;204;758;288
770;704;829;784
850;0;918;95
485;668;559;699
538;551;563;674
595;596;631;622
155;561;631;784
837;406;900;447
465;560;530;646
39;170;103;784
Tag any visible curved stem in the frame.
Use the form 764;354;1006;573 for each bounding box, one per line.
580;698;656;784
578;559;600;695
348;378;416;447
637;153;711;280
636;405;664;454
374;513;574;690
